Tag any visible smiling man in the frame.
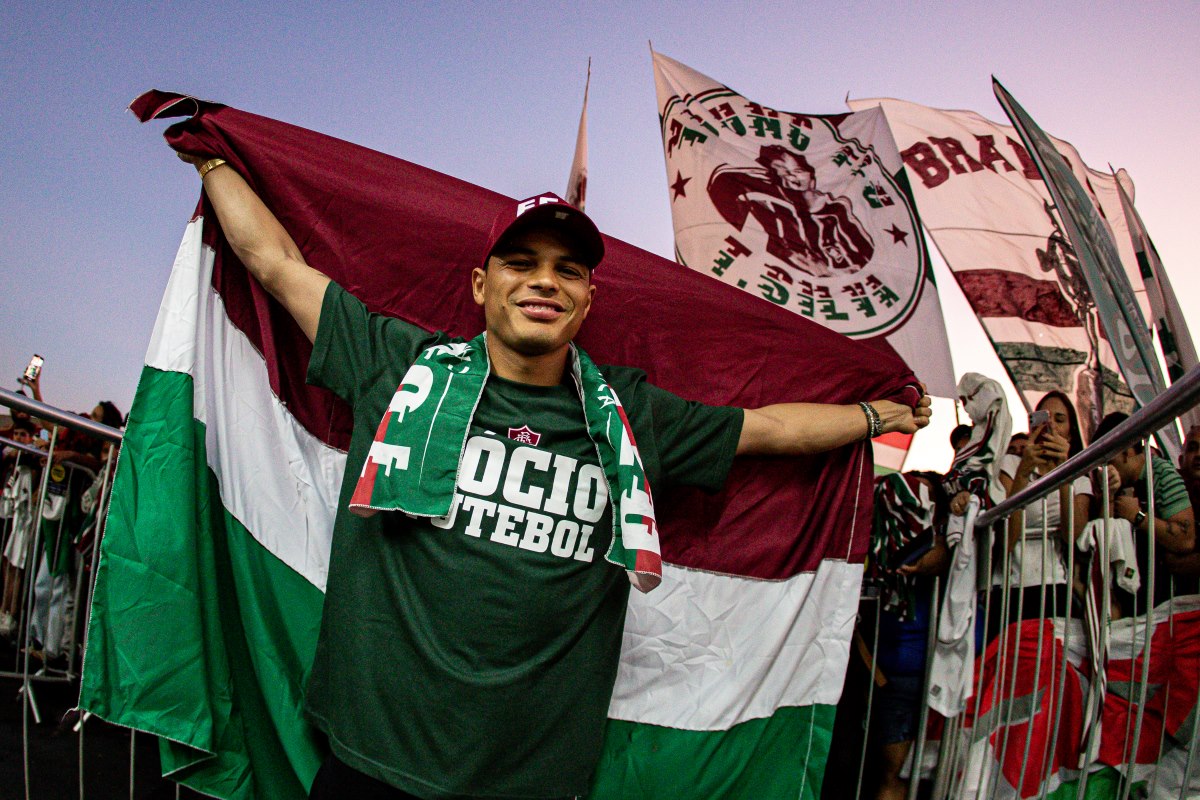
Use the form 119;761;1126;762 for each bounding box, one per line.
179;152;930;800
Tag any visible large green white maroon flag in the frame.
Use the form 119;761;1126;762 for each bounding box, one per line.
85;90;923;799
84;216;863;799
652;51;955;399
848;96;1151;436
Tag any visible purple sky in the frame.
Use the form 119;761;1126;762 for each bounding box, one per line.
3;2;1197;465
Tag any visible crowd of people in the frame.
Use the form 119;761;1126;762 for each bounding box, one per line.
839;377;1200;800
0;371;123;674
5;349;1197;798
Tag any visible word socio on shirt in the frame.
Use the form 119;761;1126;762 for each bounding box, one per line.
427;433;607;563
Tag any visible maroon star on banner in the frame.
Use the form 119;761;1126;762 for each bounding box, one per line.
886;224;909;245
670;171;691;200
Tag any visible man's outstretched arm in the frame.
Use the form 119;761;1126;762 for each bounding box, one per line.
180;154;330;343
737;395;931;456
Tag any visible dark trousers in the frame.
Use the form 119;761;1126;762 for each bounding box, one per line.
984;583;1072;643
309;753;424;800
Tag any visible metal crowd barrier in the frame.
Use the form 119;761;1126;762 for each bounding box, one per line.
0;388;186;799
7;364;1199;800
848;364;1200;800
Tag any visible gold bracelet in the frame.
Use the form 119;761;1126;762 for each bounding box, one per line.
197;158;228;179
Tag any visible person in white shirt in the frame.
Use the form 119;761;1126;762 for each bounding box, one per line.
990;390;1092;638
1;421;39;637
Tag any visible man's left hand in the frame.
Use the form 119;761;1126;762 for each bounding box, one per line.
873;393;933;435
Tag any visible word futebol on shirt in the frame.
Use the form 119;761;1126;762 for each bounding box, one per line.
423;433;606;563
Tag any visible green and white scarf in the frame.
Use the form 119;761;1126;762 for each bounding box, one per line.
349;334;662;592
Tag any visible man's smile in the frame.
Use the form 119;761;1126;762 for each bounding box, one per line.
516;297;566;321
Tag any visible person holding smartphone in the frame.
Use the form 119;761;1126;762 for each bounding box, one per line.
990;390;1092;636
1093;412;1196;617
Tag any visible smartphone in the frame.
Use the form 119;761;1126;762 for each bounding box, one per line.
1029;409;1049;429
21;354;44;385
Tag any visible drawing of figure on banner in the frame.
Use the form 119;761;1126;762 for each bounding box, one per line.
654;50;957;398
709;145;875;278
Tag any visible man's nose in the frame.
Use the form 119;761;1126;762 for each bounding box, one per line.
525;262;560;291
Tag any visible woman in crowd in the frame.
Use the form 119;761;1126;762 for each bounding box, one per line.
990;390;1091;636
1;419;41;637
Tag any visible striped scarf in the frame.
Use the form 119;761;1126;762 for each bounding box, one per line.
349;334;662;592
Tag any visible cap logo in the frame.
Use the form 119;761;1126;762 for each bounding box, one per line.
516;194;563;217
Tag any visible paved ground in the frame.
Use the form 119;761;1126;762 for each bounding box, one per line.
0;638;200;799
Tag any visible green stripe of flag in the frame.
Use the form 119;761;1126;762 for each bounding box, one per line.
591;705;835;799
81;366;325;799
1042;767;1129;800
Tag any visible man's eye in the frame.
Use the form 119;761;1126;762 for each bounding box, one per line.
557;264;586;279
504;259;535;269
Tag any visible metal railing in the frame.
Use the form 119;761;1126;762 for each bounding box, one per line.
977;364;1200;528
850;364;1200;800
2;390;164;800
0;388;123;444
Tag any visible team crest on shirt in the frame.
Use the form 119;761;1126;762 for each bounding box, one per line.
508;425;542;446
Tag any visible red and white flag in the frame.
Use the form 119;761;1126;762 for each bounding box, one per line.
849;97;1151;437
652;52;955;403
565;59;590;211
873;431;913;474
952;602;1200;799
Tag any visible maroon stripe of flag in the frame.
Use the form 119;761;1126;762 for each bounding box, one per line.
956;269;1082;328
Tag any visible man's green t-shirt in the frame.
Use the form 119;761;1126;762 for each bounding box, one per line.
304;283;742;799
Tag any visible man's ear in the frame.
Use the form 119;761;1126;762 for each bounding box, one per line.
580;282;596;320
471;267;487;307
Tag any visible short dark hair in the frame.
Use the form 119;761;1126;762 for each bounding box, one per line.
1009;432;1029;443
908;470;951;527
11;417;35;435
950;424;973;449
95;401;124;429
1093;411;1143;454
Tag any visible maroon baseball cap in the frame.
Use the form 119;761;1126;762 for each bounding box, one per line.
483;192;605;270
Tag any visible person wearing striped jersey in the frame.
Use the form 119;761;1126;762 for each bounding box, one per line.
1094;412;1196;617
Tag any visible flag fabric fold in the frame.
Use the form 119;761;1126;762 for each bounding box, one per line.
1113;175;1199;433
82;90;921;799
949;600;1200;799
